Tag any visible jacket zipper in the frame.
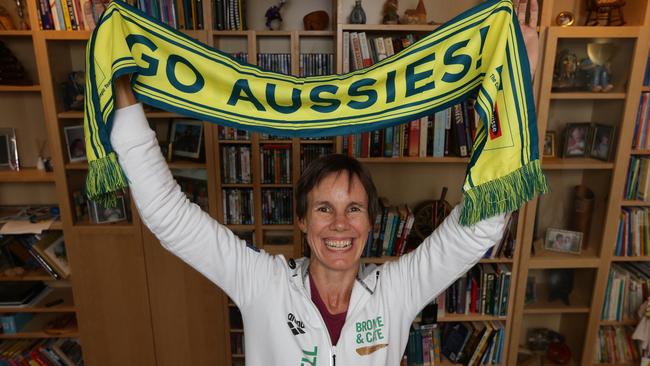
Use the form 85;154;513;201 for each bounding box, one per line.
299;281;339;366
332;346;337;366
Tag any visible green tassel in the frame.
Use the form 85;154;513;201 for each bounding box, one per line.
459;160;550;226
85;153;128;208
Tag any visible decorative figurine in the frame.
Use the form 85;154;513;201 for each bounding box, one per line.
349;0;366;24
546;269;574;306
552;49;579;90
265;0;287;30
303;10;329;30
382;0;399;25
583;41;616;92
585;0;625;26
401;0;427;25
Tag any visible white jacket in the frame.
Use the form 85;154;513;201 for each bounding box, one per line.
110;103;507;366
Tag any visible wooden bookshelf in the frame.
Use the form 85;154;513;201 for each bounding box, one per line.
0;85;41;92
0;168;55;182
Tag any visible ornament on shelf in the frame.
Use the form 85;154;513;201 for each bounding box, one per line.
349;0;366;24
265;0;287;30
585;0;626;26
0;40;30;85
546;269;574;306
582;41;616;92
303;10;329;31
569;185;594;248
382;0;399;25
401;0;426;25
14;0;29;30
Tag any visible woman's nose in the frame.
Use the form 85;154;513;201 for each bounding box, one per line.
330;213;350;232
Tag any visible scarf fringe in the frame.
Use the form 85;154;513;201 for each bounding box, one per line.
460;160;549;226
85;152;128;207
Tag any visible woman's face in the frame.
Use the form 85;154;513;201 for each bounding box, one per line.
298;171;371;273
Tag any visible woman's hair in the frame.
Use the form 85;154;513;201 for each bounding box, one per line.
296;154;379;221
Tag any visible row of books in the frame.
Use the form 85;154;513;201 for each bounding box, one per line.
230;333;244;355
172;169;209;212
644;52;650;86
134;0;204;29
342;32;420;73
300;145;333;172
0;338;82;366
595;326;640;364
220;145;251;184
601;263;649;321
35;0;102;30
222;189;253;225
343;101;479;159
260;145;291;184
0;233;69;280
299;54;335;77
437;263;512;318
632;92;650;150
615;208;650;257
213;0;245;30
261;189;292;225
218;126;250;141
403;321;505;366
228;52;248;63
257;54;291;75
624;156;650;201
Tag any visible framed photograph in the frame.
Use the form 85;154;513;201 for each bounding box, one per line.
544;228;583;254
590;124;615;161
563;123;591;158
63;125;86;162
543;131;557;158
0;128;19;170
87;195;127;224
170;119;204;159
34;233;71;279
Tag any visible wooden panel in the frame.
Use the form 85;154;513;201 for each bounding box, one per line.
140;228;228;366
67;228;156;366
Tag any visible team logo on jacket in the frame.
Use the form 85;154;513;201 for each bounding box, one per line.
354;315;388;355
287;312;306;336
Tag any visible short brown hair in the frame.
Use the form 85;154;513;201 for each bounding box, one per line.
296;154;378;221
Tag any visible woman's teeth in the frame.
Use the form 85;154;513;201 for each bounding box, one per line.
325;239;352;249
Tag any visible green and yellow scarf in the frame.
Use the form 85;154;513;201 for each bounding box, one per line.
84;0;548;225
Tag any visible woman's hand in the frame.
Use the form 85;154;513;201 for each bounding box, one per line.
513;0;539;75
114;75;137;109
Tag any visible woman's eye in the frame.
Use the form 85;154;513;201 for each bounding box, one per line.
317;207;329;213
349;206;361;212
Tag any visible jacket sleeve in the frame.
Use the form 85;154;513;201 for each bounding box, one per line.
109;103;280;309
381;205;507;317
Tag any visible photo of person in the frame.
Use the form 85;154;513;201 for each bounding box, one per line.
171;119;203;159
88;195;127;224
545;228;583;254
590;124;614;161
64;125;87;162
563;123;590;157
543;131;556;157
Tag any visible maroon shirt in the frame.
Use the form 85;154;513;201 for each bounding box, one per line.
309;276;347;345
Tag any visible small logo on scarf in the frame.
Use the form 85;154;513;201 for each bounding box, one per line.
489;106;502;140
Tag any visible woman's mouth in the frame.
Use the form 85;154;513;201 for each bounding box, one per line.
324;239;353;250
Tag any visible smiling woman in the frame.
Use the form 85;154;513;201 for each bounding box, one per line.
111;71;508;366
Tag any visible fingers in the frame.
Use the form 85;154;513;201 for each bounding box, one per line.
516;0;528;25
528;0;539;28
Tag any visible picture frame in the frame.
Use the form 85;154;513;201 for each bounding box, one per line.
170;119;204;160
33;233;71;279
63;125;86;162
87;195;128;224
590;124;615;161
543;131;557;158
563;123;591;158
0;128;19;170
544;228;583;254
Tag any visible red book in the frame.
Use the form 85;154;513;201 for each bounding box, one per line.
408;120;420;157
361;132;370;158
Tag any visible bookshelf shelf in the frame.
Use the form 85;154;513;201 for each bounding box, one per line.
218;140;251;144
0;313;78;339
541;158;615;170
221;183;253;188
0;288;76;313
528;246;600;269
523;286;592;314
360;256;514;264
300;139;334;144
549;92;626;100
0;30;33;37
41;31;91;40
50;220;63;230
620;200;650;206
297;31;336;37
437;314;507;322
357;157;469;164
212;30;249;36
339;24;440;32
0;269;57;282
630;149;650;155
0;168;55;183
260;224;294;230
260;139;292;144
0;85;40;92
611;255;650;261
550;25;642;38
642;86;650;92
260;183;292;188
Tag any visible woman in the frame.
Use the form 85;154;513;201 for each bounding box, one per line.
111;76;506;366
